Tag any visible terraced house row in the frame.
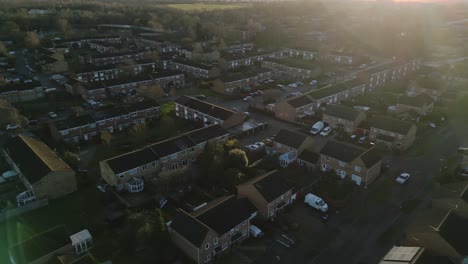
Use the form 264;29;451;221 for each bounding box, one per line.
99;125;230;191
74;59;157;82
50;100;161;143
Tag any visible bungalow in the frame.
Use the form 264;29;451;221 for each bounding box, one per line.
174;96;245;128
396;94;434;116
274;95;314;123
212;68;273;95
0;81;44;103
322;104;367;134
2;135;77;202
170;58;220;79
169;195;256;264
363;117;417;151
99;125;229;191
237;170;293;220
320;140;382;186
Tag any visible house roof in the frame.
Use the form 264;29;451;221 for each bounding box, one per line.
298;149;320;164
92;107;129;121
4;135;72;184
185;125;229;144
320;140;367;163
194;196;256;235
360;147;382;168
172;58;214;70
93;50;145;59
124;100;160;113
170;210;209;247
367;117;415;135
413;251;454;264
273;129;309;149
439;212;468;256
398;94;434;108
150;135;195;158
106;147;159;174
0;81;42;93
54;114;96;131
323;104;362;121
175;96;237;121
286;95;313;108
342;77;366;88
9;225;70;264
252;171;292;203
306;83;349;100
219;68;271;83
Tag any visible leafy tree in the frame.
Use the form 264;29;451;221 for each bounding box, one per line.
24;32;40;48
0;42;7;56
223;139;239;152
100;131;113;145
225;148;248;169
62;151;80;169
57;18;71;37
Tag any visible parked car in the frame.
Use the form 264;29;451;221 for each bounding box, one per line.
254;142;265;149
243;96;253;102
350;134;359;141
256;90;264;95
396;173;410;184
358;136;368;144
249;225;264;238
246;144;259;151
359;64;367;69
310;80;317;85
320;126;332;136
288;83;298;88
310;121;325;135
427;122;436;128
196;94;206;100
304;193;328;212
48;112;58;118
24;79;33;84
6;124;19;130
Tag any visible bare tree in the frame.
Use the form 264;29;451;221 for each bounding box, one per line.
24;32;40;48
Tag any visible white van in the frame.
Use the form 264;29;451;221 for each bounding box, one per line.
310;121;325;135
249;225;264;238
304;193;328;212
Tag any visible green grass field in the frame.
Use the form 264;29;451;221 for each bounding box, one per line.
160;3;251;11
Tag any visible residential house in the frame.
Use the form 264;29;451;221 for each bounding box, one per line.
222;50;284;70
0;81;44;102
2;135;77;201
378;246;453;264
361;117;417;151
261;58;318;79
156;43;181;54
75;59;157;82
170;58;220;79
9;226;94;264
320;140;382;186
283;48;317;60
212;68;273;95
169;195;256;264
326;50;354;65
266;129;313;167
274;95;314;123
174;96;245;128
237;170;293;220
396;94;434;116
408;77;446;100
64;79;87;95
297;149;320;171
224;42;254;53
80;51;147;66
180;46;220;62
99;125;229;190
306;82;350;109
62;35;122;48
50;101;160;142
322;104;367;134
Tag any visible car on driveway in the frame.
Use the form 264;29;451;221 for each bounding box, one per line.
320;127;332;136
246;144;259;151
6;124;19;130
48;112;58;118
396;173;410;184
358;136;368;144
243;96;253;102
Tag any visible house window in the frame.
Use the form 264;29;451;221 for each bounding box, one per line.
181;150;186;156
172;163;178;170
170;153;177;160
339;161;346;167
230;229;234;234
116;173;124;179
142;165;147;171
205;243;210;250
214;238;218;245
152;161;157;167
129;169;137;175
60;130;69;135
182;159;188;166
354;166;361;172
242;220;246;225
189;147;195;152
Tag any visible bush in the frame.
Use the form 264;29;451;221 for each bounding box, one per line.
62;151;80;169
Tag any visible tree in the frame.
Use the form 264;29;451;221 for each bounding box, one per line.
57;18;71;37
24;32;40;48
169;87;177;97
225;148;248;169
62;151;80;169
130;122;147;145
0;42;7;56
223;139;239;152
100;131;113;145
139;85;164;100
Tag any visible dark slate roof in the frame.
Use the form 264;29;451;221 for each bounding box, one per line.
286;95;313;108
342;77;366;88
92;107;129;121
359;148;382;168
195;196;256;235
93;50;145;59
0;81;42;93
414;251;454;264
307;83;349;99
175;96;237;121
150;135;195;158
55;115;96;131
219;68;272;83
9;225;70;264
273;129;308;149
170;210;209;247
439;212;468;256
368;117;415;135
398;94;434;108
323;104;362;121
124;100;160;113
106;147;159;174
172;58;214;70
320;140;366;163
185;125;229;144
253;171;292;203
4;135;72;184
365;61;399;75
298;149;320;164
